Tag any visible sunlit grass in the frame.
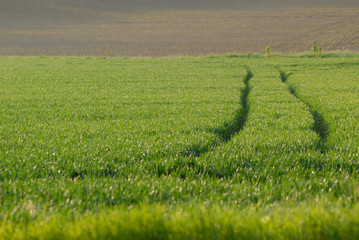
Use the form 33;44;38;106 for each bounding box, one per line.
0;54;359;239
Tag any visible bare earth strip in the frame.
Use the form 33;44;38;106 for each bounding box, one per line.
1;0;359;56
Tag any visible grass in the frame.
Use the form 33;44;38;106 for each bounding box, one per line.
3;203;359;240
1;54;359;239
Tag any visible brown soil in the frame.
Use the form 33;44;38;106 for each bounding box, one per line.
1;0;359;56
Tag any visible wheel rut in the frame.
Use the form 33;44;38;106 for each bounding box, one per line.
213;68;252;142
278;70;329;152
153;68;253;178
183;68;253;157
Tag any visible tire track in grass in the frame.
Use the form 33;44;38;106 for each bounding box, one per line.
183;67;253;156
153;68;253;178
278;70;329;152
213;67;253;142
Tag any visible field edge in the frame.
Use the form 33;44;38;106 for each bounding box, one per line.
2;202;359;240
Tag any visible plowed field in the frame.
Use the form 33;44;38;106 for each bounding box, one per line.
1;0;359;56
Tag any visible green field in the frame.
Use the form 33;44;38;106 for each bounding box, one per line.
1;54;359;239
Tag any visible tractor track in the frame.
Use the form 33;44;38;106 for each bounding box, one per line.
279;70;329;152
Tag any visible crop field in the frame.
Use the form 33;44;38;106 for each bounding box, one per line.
0;53;359;239
1;0;359;56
